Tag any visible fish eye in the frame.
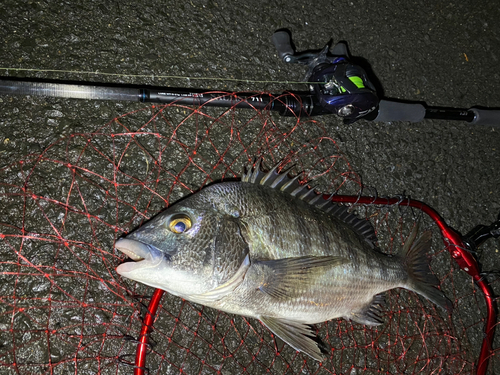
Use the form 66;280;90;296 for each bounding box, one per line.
168;214;192;234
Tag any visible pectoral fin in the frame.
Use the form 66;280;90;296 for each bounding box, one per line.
260;316;326;361
252;255;349;299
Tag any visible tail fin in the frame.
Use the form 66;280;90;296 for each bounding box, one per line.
402;228;454;312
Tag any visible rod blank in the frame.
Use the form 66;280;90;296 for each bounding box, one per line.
0;80;140;101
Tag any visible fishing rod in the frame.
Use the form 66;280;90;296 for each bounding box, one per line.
1;30;499;127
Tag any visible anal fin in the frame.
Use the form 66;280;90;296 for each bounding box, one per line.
259;316;326;361
348;294;385;326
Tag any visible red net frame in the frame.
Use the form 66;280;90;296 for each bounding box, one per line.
0;92;497;374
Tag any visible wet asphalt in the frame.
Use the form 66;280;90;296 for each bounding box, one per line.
1;0;499;373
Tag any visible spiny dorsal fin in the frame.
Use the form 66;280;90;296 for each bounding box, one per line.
246;159;266;183
243;159;377;248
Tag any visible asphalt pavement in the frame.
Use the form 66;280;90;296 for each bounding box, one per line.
1;1;499;373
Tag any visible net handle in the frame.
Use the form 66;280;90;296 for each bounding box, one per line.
132;195;495;375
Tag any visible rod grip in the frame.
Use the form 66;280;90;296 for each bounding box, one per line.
470;108;500;127
272;31;294;62
374;100;426;123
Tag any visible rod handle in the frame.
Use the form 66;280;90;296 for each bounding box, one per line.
470;108;500;127
373;100;426;123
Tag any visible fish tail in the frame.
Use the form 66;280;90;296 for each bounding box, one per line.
402;229;454;312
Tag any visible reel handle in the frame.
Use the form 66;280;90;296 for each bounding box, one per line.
271;31;329;65
271;31;295;63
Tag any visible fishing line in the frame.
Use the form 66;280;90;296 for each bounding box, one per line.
0;66;312;86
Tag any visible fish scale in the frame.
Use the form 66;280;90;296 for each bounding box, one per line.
115;160;453;361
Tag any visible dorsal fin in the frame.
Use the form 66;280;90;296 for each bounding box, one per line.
242;159;377;248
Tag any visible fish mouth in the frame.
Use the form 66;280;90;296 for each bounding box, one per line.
115;238;168;274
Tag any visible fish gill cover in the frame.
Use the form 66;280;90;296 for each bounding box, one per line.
0;95;498;374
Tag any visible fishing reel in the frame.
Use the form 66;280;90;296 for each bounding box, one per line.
272;31;379;123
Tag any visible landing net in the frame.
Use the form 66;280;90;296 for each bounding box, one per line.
0;93;498;374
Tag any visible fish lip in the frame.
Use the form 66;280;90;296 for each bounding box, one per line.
115;238;169;263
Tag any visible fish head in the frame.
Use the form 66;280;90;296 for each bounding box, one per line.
115;194;249;299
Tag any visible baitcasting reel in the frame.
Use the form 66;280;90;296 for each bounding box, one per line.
272;30;379;123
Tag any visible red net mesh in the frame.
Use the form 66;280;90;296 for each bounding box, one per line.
0;94;498;374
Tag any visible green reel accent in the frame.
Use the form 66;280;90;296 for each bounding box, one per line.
339;76;365;93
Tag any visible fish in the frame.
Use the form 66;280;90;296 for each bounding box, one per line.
115;160;453;361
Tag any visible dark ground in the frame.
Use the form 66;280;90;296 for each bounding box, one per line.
1;0;499;374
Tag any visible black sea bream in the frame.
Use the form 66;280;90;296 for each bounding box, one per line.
115;161;452;360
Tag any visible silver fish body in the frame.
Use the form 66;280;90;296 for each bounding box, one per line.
115;162;452;360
